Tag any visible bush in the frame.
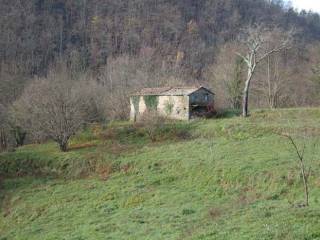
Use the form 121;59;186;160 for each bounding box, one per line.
137;111;166;141
136;112;192;142
215;108;241;119
0;144;123;179
100;112;193;145
182;209;196;215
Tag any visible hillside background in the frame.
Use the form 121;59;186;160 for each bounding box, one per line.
1;0;320;112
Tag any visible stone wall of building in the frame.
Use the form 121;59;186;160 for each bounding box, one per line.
130;95;190;121
130;96;147;121
130;88;214;121
157;95;189;120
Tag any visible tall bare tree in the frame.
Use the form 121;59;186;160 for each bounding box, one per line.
253;53;293;109
237;25;293;117
311;53;320;103
205;42;245;109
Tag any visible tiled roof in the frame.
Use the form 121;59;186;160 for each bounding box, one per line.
132;87;172;96
132;86;213;96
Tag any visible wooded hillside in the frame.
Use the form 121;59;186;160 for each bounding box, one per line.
1;0;320;104
1;0;320;151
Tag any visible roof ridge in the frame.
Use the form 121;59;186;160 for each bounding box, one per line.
131;85;213;96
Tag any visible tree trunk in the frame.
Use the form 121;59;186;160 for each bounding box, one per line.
267;55;273;109
270;93;278;109
286;135;310;207
299;159;309;206
0;129;7;152
242;85;249;117
13;127;26;147
59;140;68;152
242;69;254;117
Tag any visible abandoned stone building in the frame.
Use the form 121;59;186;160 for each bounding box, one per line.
130;86;215;121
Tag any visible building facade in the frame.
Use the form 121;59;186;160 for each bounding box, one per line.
130;86;215;121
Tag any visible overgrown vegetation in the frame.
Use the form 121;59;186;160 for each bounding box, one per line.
143;96;159;111
0;120;192;179
225;57;245;109
131;96;140;114
2;0;320;150
164;99;175;115
1;109;320;239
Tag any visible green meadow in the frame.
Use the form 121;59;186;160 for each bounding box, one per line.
1;108;320;240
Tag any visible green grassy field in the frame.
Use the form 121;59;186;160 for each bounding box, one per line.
1;108;320;240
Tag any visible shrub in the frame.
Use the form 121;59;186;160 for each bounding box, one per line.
137;111;166;142
10;71;87;152
95;163;113;181
182;209;196;215
215;108;241;119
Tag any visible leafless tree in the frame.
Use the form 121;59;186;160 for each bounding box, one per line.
0;104;8;151
265;55;287;108
97;54;183;120
253;54;292;109
11;70;87;151
282;133;311;207
309;43;320;104
205;42;245;109
237;25;293;117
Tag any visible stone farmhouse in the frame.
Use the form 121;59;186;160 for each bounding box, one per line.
130;86;215;121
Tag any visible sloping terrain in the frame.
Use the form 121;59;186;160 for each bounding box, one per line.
1;109;320;240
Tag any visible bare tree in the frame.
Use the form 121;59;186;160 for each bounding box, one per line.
253;54;292;109
265;55;286;108
282;134;310;207
237;25;293;117
97;54;183;120
11;70;87;152
310;47;320;104
0;104;8;151
205;42;245;109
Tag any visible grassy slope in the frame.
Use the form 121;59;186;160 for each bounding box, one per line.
1;108;320;240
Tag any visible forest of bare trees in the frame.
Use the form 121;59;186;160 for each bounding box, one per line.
1;0;320;150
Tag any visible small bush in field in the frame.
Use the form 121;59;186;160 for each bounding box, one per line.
137;111;166;142
121;163;133;174
182;209;196;215
96;163;113;181
68;142;97;150
215;109;241;119
136;111;192;142
209;207;223;220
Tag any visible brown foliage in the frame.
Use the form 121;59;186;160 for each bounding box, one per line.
96;164;113;181
208;207;223;220
68;143;98;151
121;164;133;174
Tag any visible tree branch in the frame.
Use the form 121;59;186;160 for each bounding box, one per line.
257;44;288;64
236;52;250;65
